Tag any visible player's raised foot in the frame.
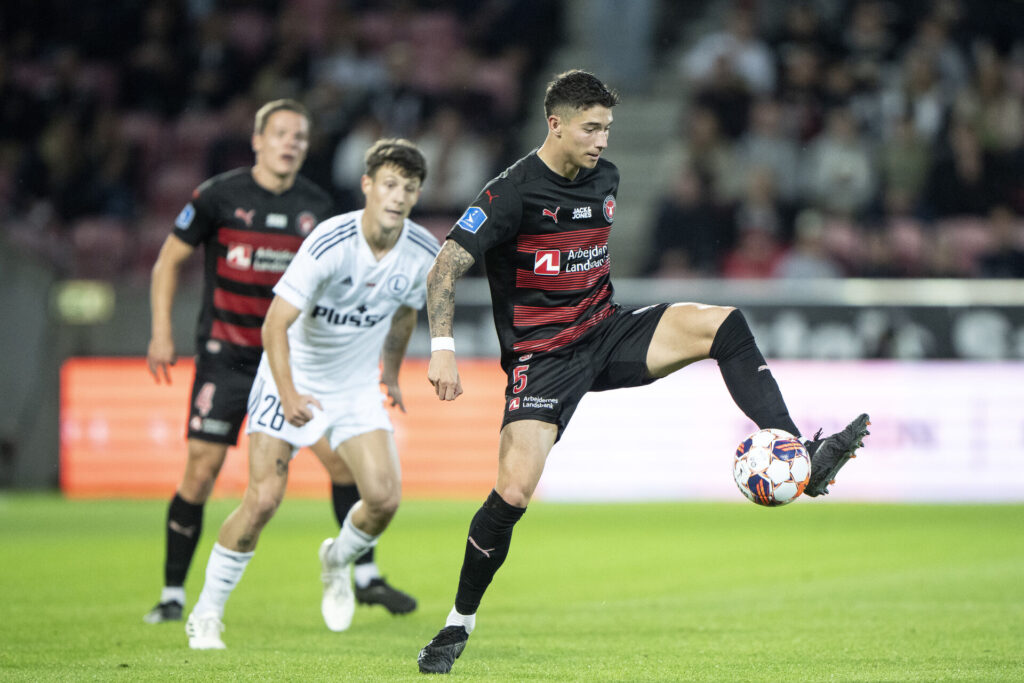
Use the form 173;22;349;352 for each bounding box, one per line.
418;625;469;674
319;537;355;632
185;611;226;650
143;600;183;624
803;413;871;497
356;577;417;615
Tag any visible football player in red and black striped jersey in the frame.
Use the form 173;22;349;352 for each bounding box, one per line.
417;71;869;674
144;100;416;626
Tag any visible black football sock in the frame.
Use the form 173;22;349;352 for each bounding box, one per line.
332;483;374;565
709;309;801;437
165;493;204;589
454;489;526;615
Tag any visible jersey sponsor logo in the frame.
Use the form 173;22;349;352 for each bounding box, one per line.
252;247;295;272
508;397;520;411
457;206;487;233
175;203;196;229
226;243;253;269
234;208;255;227
266;213;288;228
564;245;608;273
484;189;499;204
518;353;533;362
298;211;317;235
533;249;561;275
542;207;560;223
572;206;592;220
387;273;410;295
603;195;616;223
521;395;558;410
311;304;385;328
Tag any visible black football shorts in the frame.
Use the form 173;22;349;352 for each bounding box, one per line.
500;303;670;440
186;346;259;445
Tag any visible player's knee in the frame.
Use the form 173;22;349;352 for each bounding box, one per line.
494;485;531;509
248;487;284;525
361;488;400;523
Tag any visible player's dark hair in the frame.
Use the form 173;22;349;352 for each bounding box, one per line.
543;70;620;118
364;138;428;183
254;99;310;134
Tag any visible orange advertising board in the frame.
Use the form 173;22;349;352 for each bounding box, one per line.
60;358;506;499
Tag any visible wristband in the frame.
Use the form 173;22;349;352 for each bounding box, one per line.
430;336;455;353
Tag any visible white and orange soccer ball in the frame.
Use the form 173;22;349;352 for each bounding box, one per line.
733;428;810;506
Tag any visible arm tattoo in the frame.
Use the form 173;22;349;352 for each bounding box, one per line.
426;240;475;338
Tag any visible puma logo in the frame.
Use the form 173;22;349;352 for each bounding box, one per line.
485;189;499;204
468;535;494;558
169;520;196;538
234;208;255;227
542;207;560;223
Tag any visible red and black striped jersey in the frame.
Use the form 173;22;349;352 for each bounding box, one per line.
171;168;334;361
448;151;619;369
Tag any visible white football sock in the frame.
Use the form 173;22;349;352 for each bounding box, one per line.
160;586;186;605
353;561;381;589
191;543;254;618
445;606;475;634
329;503;379;567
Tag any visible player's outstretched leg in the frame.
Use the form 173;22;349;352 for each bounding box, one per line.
418;625;469;674
319;537;356;631
804;413;871;496
356;576;417;614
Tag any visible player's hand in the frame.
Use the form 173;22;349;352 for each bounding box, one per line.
146;336;176;384
427;350;463;401
281;393;323;427
383;380;407;413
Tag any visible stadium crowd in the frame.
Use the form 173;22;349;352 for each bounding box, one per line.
646;0;1024;278
1;0;1022;283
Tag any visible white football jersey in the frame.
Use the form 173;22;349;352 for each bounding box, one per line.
271;209;439;396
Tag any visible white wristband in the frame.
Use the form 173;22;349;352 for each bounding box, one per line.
430;336;455;353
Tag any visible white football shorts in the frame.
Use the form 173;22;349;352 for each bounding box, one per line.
246;361;392;455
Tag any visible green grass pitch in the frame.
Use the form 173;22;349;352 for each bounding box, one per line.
0;495;1021;681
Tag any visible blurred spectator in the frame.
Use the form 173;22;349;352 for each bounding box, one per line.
120;0;190;117
776;44;826;141
734;98;801;202
879;47;950;144
642;166;731;277
952;43;1024;155
773;209;843;278
682;4;776;95
879;114;932;211
187;9;254;111
415;105;496;216
720;225;784;278
977;205;1024;277
924;121;1005;218
800;106;876;216
667;105;742;204
841;0;897;87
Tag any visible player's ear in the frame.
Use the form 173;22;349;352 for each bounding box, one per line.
251;132;260;155
360;173;372;195
548;114;562;137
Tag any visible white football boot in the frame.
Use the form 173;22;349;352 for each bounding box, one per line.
186;611;226;650
319;537;355;632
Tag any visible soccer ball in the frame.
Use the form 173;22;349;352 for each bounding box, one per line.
733;428;810;507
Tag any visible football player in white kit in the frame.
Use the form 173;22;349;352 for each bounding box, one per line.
185;139;439;649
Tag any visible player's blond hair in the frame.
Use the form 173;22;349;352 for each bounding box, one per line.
254;99;310;134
